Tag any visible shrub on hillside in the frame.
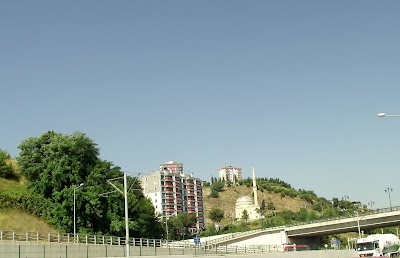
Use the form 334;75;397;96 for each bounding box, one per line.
209;190;219;198
0;150;20;181
210;181;224;192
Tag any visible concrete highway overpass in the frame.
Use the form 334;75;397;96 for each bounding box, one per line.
211;206;400;247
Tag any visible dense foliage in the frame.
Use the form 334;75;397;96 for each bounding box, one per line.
209;180;224;198
0;150;19;181
208;207;224;223
17;131;163;238
163;213;197;240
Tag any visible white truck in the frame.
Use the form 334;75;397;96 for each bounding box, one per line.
356;234;400;257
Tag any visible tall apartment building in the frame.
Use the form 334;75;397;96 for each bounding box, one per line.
140;161;204;232
219;165;242;183
160;161;183;175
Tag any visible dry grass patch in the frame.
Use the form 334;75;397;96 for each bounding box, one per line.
203;185;311;226
0;209;56;233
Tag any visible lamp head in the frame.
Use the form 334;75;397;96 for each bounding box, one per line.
378;113;386;117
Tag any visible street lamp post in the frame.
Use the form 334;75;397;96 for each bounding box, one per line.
106;173;130;257
166;217;169;241
354;211;361;239
368;201;375;209
73;183;84;243
385;187;393;211
159;215;169;241
378;113;398;212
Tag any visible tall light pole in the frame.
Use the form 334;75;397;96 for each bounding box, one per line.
159;216;169;241
166;216;169;241
73;183;84;243
385;187;393;211
378;113;398;212
106;173;130;257
354;211;362;239
368;201;375;209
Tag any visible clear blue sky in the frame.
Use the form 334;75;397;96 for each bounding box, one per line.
2;1;400;209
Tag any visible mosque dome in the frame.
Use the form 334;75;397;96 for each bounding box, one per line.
236;196;253;205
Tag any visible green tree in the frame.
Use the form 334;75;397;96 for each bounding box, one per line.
209;207;224;223
241;209;249;223
209;190;219;198
297;208;308;222
267;201;276;216
17;131;163;238
0;150;18;180
167;213;197;240
210;181;224;192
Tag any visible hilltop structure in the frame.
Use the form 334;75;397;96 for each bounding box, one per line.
235;167;261;221
218;165;242;184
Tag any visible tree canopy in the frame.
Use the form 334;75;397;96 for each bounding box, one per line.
165;213;197;240
208;207;224;223
0;149;19;180
17;131;163;238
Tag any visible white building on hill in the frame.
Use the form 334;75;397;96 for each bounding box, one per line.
235;167;261;221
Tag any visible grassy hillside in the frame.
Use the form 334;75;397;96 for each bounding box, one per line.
0;208;56;232
0;178;56;233
203;184;311;226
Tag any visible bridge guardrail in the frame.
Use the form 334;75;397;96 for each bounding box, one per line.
207;206;400;244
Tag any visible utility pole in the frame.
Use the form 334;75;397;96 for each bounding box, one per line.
100;172;140;257
124;173;129;257
106;173;130;257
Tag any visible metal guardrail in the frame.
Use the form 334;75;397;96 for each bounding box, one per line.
0;230;290;257
1;206;397;255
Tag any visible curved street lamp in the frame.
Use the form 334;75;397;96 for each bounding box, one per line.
378;113;398;211
378;112;400;117
74;183;84;243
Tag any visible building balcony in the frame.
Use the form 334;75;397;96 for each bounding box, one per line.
164;177;173;181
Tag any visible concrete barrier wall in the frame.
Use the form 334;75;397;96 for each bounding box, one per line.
0;241;126;258
98;250;358;258
0;241;357;258
0;241;212;258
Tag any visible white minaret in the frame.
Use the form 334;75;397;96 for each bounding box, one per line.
252;166;258;205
